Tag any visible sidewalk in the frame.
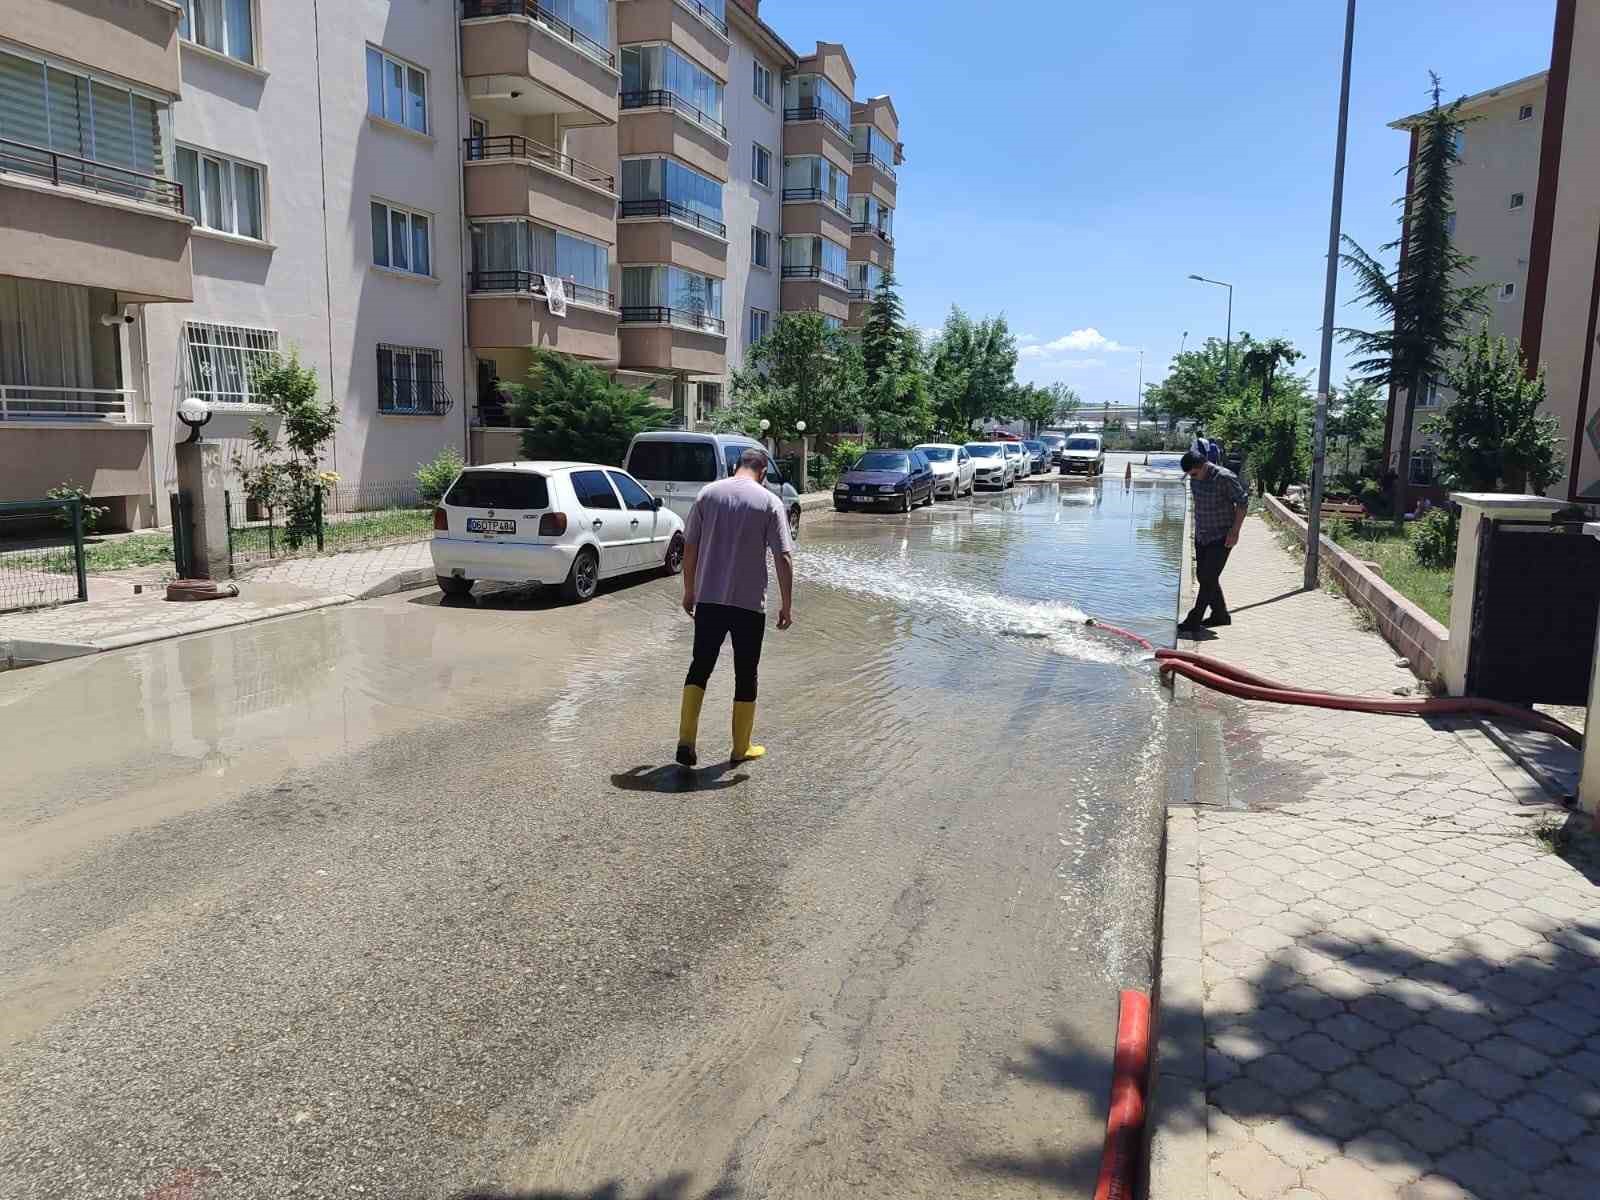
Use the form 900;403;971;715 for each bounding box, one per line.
1152;514;1600;1200
0;541;432;666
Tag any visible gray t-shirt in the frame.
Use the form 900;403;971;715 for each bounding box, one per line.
684;476;793;613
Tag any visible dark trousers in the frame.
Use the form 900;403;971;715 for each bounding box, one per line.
686;602;766;702
1191;540;1233;619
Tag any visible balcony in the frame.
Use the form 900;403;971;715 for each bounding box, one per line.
853;151;897;180
618;309;726;376
461;0;620;127
0;139;192;302
617;0;730;81
784;188;848;215
6;0;181;96
469;285;619;362
464;136;618;245
471;271;614;309
673;0;728;37
619;199;726;239
620;90;727;140
0;385;138;423
785;106;851;143
620;306;725;335
782;265;848;290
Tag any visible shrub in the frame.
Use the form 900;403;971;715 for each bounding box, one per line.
506;351;668;466
416;446;464;504
1411;507;1459;569
46;483;109;534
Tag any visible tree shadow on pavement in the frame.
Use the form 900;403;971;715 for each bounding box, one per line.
964;1022;1112;1193
453;1177;736;1200
610;764;750;794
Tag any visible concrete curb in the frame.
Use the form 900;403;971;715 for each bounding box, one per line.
1;637;99;669
354;566;436;600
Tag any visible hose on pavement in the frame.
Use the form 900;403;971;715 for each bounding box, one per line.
1083;620;1582;749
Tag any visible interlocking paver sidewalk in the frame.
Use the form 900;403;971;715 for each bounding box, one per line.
0;541;431;660
1161;514;1600;1200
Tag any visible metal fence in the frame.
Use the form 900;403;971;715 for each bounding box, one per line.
0;499;88;613
224;481;433;573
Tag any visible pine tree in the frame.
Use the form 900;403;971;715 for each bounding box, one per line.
1341;74;1487;524
859;273;931;444
506;351;668;465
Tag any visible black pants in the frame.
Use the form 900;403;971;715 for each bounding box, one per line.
1192;540;1233;619
686;602;766;702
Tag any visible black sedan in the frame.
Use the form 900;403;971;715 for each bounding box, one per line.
834;449;937;513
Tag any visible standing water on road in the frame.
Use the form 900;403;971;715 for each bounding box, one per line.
0;477;1187;1200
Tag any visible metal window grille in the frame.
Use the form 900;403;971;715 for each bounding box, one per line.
182;321;280;405
377;344;451;415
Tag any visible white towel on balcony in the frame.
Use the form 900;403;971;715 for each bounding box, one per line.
542;275;568;317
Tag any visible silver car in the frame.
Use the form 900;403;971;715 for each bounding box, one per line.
914;442;975;498
1003;441;1029;481
964;442;1012;490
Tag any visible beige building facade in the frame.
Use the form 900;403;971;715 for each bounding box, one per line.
1;0;903;526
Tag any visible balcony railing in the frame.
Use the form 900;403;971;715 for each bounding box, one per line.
674;0;728;37
460;0;616;68
782;187;849;215
378;378;455;416
464;135;615;191
853;151;897;178
850;287;872;301
618;198;727;238
0;385;139;422
619;90;727;139
620;306;726;335
471;270;614;308
781;265;849;290
0;137;183;214
784;106;851;142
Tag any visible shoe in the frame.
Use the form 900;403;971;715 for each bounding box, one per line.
677;685;705;767
731;700;766;763
1201;612;1232;627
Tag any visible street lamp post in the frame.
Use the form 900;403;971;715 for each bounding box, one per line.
1306;0;1357;590
796;420;808;492
1188;274;1234;390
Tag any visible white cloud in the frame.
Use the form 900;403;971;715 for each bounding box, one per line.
1018;327;1131;358
1016;333;1041;345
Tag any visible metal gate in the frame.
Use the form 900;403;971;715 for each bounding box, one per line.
0;498;87;612
1467;517;1600;705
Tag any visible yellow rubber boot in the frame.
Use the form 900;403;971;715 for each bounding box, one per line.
731;701;766;762
676;685;705;767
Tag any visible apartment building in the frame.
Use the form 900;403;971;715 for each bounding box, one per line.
0;0;193;528
0;0;902;527
1383;72;1547;490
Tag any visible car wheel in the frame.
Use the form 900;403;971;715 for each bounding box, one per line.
901;491;912;513
662;533;685;576
922;484;934;507
788;504;802;541
436;575;473;597
561;547;599;603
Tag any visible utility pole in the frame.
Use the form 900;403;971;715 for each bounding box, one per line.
1306;0;1357;590
1188;275;1234;389
1135;348;1144;428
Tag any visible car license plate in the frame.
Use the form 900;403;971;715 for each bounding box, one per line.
466;518;516;533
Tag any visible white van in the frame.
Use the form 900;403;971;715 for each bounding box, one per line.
623;431;803;539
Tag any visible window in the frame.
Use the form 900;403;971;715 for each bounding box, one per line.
175;147;263;238
376;345;444;414
782;235;848;286
822;315;844;331
1519;103;1535;122
753;60;773;106
850;194;893;239
750;308;770;344
0;49;168;191
696;382;722;424
783;72;852;131
366;47;428;134
752;143;772;188
620;156;725;233
1498;282;1517;302
1417;375;1442;409
540;0;608;54
1445;211;1457;236
1409;449;1435;486
851;124;897;174
1452;130;1465;158
625;440;717;483
851;261;885;298
371;200;431;275
621;266;724;328
608;471;657;512
782;155;848;210
470;220;610;301
571;469;621;510
1509;191;1526;210
751;227;771;270
446;471;550;510
182;321;278;405
178;0;255;66
621;44;724;129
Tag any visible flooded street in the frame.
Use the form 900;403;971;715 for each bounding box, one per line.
0;475;1185;1200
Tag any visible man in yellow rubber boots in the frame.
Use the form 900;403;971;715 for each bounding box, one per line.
676;446;795;767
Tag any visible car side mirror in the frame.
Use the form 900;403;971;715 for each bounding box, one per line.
652;496;663;510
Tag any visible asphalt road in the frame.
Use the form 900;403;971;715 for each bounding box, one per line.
0;478;1184;1200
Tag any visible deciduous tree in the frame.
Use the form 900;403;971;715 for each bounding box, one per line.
1426;326;1563;494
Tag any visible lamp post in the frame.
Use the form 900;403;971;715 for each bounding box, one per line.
1187;274;1234;390
796;420;809;492
759;417;771;456
1305;0;1357;591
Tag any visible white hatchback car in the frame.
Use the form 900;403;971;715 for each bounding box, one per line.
913;443;975;498
431;462;685;602
1003;440;1030;481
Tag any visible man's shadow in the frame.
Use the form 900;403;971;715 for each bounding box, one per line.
611;763;750;795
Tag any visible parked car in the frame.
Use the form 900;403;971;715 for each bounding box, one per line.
964;442;1013;490
914;442;975;498
834;449;937;512
1039;431;1067;464
1024;439;1050;472
623;431;802;540
431;462;685;603
1059;433;1106;477
1004;440;1030;480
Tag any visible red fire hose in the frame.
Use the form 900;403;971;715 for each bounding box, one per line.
1085;621;1583;749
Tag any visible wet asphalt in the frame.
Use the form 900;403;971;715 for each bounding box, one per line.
0;472;1185;1200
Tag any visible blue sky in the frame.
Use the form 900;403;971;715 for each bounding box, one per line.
769;0;1557;404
